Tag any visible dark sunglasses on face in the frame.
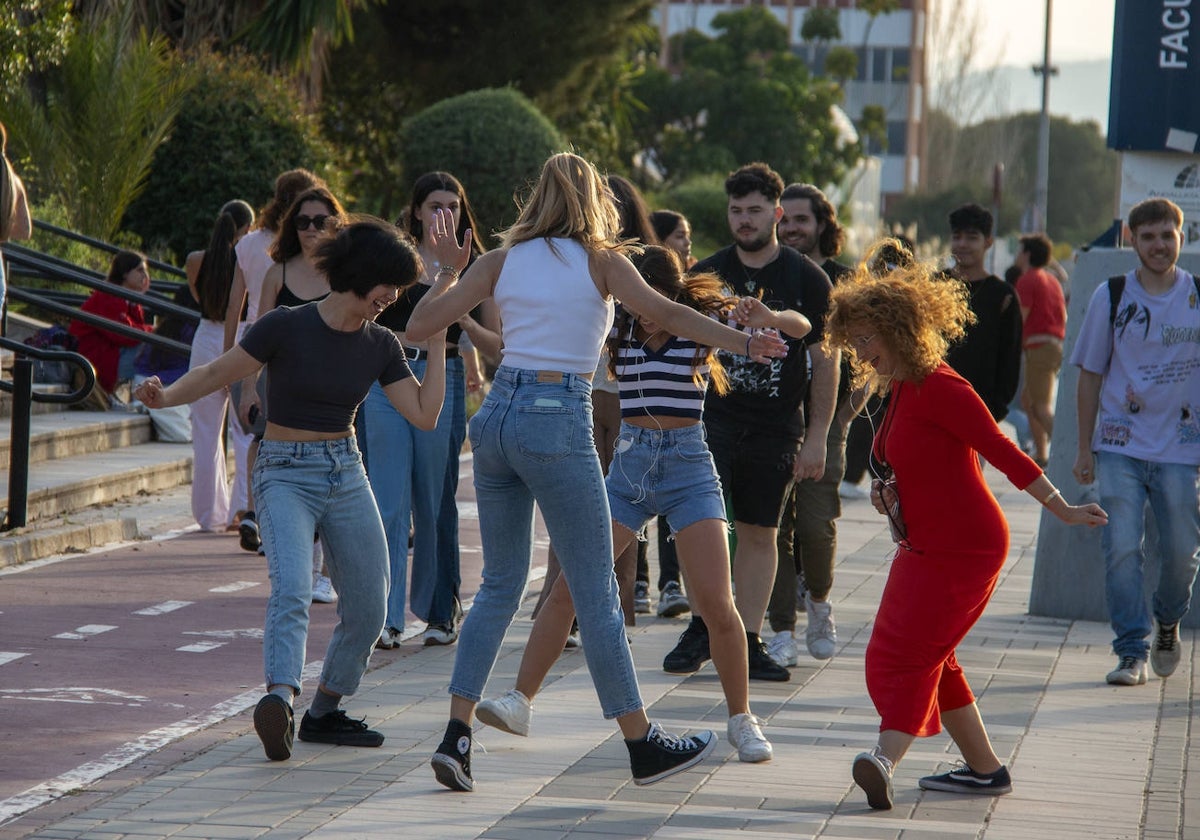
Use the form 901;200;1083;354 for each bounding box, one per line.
295;214;333;231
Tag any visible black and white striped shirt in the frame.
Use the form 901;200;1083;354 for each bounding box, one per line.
615;334;710;420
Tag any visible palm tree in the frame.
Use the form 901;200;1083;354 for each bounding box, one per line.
0;9;190;240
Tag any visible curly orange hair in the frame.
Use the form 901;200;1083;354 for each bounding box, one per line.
826;240;975;394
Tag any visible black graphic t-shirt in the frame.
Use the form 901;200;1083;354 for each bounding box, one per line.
693;244;832;437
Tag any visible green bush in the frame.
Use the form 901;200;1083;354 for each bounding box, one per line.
400;88;565;243
122;50;337;262
651;173;730;260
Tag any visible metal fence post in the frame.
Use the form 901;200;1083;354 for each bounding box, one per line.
5;357;33;530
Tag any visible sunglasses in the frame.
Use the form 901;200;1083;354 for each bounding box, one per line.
295;214;333;231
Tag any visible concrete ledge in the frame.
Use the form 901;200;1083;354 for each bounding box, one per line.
0;516;139;569
0;411;153;470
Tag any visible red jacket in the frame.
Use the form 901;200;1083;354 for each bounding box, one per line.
69;289;153;392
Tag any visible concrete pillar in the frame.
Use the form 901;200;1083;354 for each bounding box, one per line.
1030;248;1200;629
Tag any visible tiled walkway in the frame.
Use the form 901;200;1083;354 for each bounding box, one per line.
3;472;1195;839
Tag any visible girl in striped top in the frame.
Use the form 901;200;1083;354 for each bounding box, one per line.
475;245;810;763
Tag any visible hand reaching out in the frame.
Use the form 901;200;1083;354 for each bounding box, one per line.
133;377;165;409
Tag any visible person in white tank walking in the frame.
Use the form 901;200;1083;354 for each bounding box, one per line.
406;152;788;792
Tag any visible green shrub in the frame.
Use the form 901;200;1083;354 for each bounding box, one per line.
401;88;565;243
123;50;337;262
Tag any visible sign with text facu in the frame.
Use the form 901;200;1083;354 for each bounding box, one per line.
1108;0;1199;152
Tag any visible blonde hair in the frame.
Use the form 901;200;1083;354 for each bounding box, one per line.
500;153;628;255
826;240;974;394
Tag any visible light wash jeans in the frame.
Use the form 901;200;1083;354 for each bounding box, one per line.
253;437;387;696
1097;450;1200;659
449;367;643;718
363;355;462;629
421;356;464;624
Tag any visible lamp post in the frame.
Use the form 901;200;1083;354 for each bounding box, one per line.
1032;0;1058;232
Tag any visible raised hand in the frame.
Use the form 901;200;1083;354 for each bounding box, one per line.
428;207;472;274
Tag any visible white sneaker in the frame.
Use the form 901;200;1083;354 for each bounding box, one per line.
634;580;652;614
476;688;532;736
376;627;401;649
726;713;772;763
311;575;336;604
839;480;870;500
766;630;798;667
1106;655;1148;686
804;594;836;660
656;580;691;617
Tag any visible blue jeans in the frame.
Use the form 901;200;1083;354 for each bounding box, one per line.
450;367;643;718
253;437;387;697
606;422;726;536
363;356;462;629
1097;450;1200;659
425;356;465;623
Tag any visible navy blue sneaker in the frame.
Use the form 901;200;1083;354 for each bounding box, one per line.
918;762;1012;795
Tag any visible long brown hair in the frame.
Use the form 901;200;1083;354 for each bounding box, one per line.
607;245;733;395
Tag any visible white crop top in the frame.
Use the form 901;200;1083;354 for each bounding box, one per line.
495;238;615;373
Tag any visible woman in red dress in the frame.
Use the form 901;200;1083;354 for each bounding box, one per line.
825;249;1107;810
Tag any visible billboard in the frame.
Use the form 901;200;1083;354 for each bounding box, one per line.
1120;152;1200;251
1108;0;1200;152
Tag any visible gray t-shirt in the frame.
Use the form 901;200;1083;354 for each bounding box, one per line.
240;303;412;433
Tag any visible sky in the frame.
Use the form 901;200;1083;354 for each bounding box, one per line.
963;0;1116;124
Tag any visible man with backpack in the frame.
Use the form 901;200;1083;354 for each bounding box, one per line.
1071;197;1200;686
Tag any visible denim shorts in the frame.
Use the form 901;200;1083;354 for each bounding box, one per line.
606;422;726;537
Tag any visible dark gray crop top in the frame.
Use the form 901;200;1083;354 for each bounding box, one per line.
239;303;412;433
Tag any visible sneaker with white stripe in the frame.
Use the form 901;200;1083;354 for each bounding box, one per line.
918;761;1012;795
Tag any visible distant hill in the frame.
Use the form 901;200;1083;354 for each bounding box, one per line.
968;59;1110;131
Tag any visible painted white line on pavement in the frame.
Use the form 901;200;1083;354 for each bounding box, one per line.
0;687;149;706
52;624;117;640
181;628;263;640
133;600;194;616
0;652;27;666
0;660;325;826
208;581;259;593
176;641;225;653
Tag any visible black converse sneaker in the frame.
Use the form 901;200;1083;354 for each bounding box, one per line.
253;694;294;761
626;723;716;786
431;720;474;792
918;761;1012;795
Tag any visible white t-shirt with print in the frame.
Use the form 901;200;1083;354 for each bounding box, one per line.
1070;268;1200;465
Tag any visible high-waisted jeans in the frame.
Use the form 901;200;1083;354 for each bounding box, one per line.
448;367;643;718
253;437;387;696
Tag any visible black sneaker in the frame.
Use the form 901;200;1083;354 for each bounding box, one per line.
431;720;474;791
253;694;294;761
297;709;385;747
747;632;790;682
239;512;262;553
663;618;710;673
626;722;716;785
918;762;1012;795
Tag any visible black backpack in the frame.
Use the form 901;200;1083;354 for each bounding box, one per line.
1107;273;1200;324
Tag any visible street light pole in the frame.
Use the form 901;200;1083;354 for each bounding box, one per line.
1032;0;1057;233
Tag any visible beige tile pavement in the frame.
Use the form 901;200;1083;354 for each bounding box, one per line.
2;464;1196;839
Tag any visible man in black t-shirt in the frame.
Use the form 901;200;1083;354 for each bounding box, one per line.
663;163;835;683
766;183;858;668
945;203;1022;421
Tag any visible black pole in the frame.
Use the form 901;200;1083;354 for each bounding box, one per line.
5;358;33;530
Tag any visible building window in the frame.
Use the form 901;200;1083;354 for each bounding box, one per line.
886;120;908;155
892;47;911;82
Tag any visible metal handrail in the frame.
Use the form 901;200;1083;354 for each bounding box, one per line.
31;219;186;279
0;337;99;530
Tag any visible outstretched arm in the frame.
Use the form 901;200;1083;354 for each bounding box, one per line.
135;347;262;409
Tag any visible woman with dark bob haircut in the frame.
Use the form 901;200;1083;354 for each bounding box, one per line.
135;217;457;764
825;243;1106;810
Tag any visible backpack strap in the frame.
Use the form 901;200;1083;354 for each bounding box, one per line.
1108;272;1200;324
1107;275;1125;325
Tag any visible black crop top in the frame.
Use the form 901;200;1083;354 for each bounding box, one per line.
239;303;412;433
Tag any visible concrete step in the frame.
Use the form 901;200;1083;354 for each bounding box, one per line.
0;440;193;526
0;410;153;470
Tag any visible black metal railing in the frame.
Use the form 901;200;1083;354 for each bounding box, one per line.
0;337;98;530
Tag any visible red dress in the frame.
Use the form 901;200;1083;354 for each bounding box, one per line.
69;290;153;392
868;363;1041;736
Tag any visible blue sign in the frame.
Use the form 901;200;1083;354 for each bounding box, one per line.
1108;0;1200;153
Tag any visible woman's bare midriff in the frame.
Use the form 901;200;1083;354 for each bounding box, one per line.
623;416;700;430
264;422;352;442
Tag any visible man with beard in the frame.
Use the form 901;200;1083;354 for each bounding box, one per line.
765;183;857;667
663;163;835;682
944;203;1022;422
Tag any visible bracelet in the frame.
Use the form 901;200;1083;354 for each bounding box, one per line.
434;265;459;282
1040;488;1062;506
745;333;753;356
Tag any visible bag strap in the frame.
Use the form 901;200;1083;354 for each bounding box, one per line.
1109;271;1200;324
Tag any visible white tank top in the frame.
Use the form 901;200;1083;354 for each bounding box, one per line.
495;238;614;373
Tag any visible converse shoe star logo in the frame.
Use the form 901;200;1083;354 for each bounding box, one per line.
456;735;471;755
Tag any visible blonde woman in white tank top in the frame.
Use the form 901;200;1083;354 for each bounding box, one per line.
407;152;788;792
